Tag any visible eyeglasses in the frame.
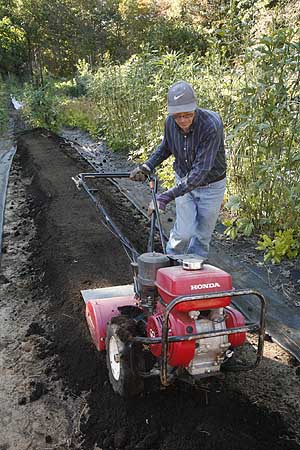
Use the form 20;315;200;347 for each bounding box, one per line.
172;112;195;120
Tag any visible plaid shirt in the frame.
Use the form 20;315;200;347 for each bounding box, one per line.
145;108;226;199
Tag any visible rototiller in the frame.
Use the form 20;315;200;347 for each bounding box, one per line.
73;172;266;396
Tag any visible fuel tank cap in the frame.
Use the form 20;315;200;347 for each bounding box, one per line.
182;257;205;270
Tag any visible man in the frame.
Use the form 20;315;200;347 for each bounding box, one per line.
130;80;226;259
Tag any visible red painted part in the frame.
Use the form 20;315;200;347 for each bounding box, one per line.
146;311;196;366
85;296;139;351
156;265;232;312
225;306;246;347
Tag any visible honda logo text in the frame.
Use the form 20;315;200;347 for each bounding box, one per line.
190;282;221;290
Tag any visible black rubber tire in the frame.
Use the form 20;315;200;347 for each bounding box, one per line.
105;322;144;397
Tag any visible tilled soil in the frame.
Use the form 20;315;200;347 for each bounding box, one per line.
1;127;300;450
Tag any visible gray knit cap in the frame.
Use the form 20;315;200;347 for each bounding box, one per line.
167;81;197;114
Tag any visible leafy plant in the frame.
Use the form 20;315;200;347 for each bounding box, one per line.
227;28;300;235
21;80;61;131
223;217;255;239
257;229;300;263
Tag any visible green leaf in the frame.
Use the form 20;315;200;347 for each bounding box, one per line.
225;195;241;212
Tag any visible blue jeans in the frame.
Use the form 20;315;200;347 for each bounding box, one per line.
166;177;226;258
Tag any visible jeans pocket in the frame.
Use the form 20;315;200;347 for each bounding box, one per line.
209;178;226;190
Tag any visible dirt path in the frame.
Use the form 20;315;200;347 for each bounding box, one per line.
1;128;300;450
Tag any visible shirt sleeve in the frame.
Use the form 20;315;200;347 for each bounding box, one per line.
144;121;172;170
170;128;223;198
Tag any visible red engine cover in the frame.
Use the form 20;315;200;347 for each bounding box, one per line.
156;264;232;312
146;311;195;367
225;306;246;347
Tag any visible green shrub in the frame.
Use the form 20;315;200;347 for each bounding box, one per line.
148;20;208;55
22;81;61;131
257;229;300;263
226;29;300;234
58;98;100;138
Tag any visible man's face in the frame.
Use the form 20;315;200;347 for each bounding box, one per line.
172;111;195;133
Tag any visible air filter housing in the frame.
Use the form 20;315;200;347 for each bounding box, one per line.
137;252;170;298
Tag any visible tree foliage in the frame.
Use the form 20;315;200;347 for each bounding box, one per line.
0;0;211;80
